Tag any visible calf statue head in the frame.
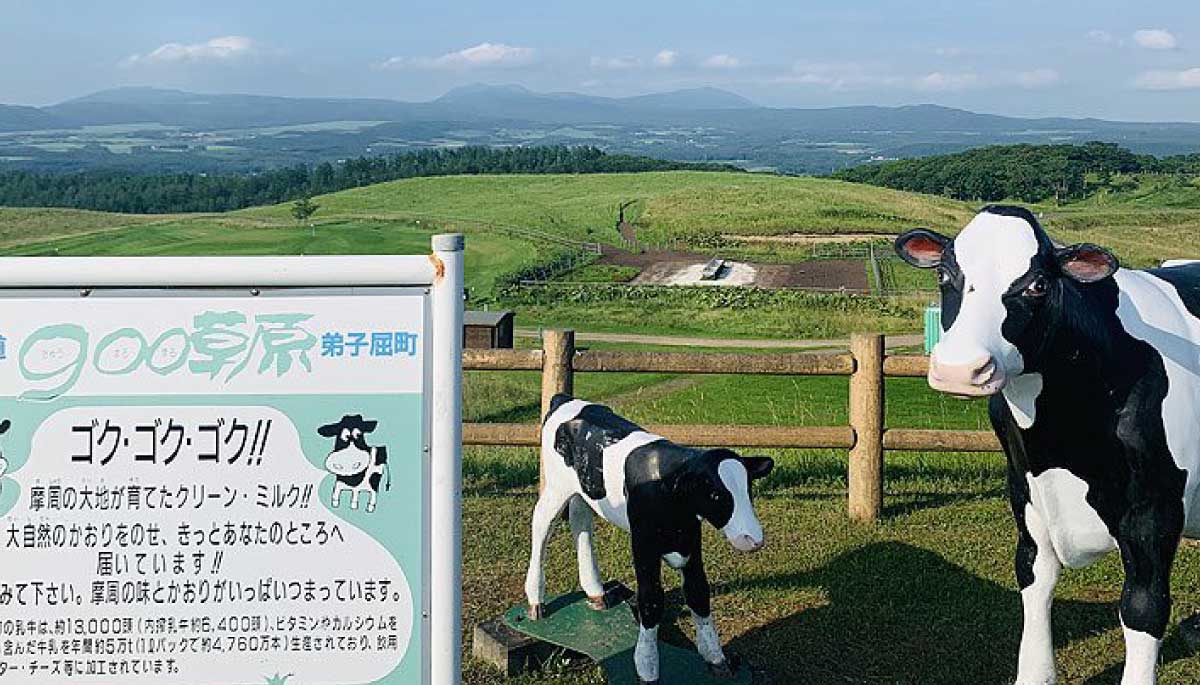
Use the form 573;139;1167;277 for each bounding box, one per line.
681;449;774;552
896;205;1118;397
318;414;377;477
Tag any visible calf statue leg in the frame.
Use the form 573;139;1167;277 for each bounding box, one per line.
680;543;732;675
568;496;607;609
524;486;571;620
632;545;665;684
331;481;345;508
1116;501;1182;685
1015;502;1061;685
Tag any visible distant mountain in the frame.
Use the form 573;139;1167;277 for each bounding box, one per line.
0;105;62;132
4;84;1200;174
45;87;417;129
427;83;758;122
621;87;758;110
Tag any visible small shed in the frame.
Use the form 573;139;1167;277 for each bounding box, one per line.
464;310;516;349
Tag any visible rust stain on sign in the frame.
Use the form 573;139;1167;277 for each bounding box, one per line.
429;253;445;282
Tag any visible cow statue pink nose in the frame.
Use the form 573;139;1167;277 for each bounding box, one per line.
928;354;1006;396
729;532;765;553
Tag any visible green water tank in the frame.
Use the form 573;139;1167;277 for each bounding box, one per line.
924;305;942;354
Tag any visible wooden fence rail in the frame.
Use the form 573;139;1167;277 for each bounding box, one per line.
463;330;1001;522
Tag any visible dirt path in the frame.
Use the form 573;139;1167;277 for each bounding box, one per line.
516;329;924;350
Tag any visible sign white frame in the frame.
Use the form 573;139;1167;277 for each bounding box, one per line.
0;234;465;685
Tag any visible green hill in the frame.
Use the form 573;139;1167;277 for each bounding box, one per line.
1;171;1197;296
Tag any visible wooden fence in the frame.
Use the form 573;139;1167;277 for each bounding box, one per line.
462;330;1002;522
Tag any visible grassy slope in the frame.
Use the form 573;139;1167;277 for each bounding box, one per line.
234;172;978;244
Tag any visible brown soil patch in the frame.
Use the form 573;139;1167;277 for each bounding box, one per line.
754;260;869;291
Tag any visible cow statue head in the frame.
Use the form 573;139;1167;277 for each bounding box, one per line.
681;449;774;552
895;205;1118;397
318;414;377;477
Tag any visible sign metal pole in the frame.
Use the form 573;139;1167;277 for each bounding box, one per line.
429;234;464;685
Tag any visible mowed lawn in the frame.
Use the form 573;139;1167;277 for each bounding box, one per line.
461;367;1200;685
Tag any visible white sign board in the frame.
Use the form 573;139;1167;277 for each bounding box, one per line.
0;240;464;685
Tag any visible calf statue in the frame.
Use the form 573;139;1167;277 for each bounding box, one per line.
896;205;1200;685
525;394;774;683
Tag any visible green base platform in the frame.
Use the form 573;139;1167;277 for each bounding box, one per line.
504;583;752;684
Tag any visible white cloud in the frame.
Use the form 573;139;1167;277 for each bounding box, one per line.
1133;28;1177;50
934;47;967;58
1087;29;1119;45
702;54;741;69
1015;68;1060;88
1135;68;1200;90
590;56;639;70
379;42;535;70
653;49;678;68
915;71;981;92
123;36;256;66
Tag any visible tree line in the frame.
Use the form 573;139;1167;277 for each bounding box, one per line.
0;146;740;214
832;142;1200;203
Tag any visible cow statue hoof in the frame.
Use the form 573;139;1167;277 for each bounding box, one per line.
1181;613;1200;653
705;657;734;681
527;603;545;621
586;595;608;611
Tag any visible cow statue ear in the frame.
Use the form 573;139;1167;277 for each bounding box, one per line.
317;423;340;437
1057;243;1118;283
895;229;950;268
739;456;775;480
0;419;10;435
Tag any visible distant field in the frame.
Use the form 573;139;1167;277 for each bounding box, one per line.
1;171;1198;318
235;172;977;244
0;214;535;299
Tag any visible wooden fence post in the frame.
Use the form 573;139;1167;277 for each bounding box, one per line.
848;332;885;522
539;330;575;490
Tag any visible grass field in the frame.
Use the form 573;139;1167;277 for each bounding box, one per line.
4;172;1200;682
459;365;1200;684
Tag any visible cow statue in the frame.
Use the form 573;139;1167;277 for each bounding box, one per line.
896;205;1200;685
318;414;390;513
526;394;774;684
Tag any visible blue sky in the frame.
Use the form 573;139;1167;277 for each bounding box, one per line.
5;0;1200;120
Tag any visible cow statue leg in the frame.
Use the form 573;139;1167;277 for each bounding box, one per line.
680;540;732;675
524;486;571;620
349;486;361;510
632;544;664;685
1116;501;1181;685
1014;500;1061;685
568;496;607;609
331;480;346;508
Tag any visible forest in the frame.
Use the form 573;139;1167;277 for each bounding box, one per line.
833;142;1200;203
0;146;738;214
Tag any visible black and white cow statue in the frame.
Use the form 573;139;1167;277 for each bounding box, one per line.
896;205;1200;685
526;394;774;683
318;414;390;513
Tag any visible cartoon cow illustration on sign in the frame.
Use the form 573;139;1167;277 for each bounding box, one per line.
0;419;9;494
526;394;774;683
318;414;390;513
896;205;1200;684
